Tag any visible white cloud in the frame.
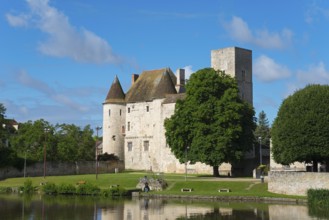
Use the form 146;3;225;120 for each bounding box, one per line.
224;16;293;49
16;70;89;112
284;62;329;98
5;13;29;27
183;65;194;79
305;2;329;24
6;0;122;64
254;55;291;82
296;62;329;84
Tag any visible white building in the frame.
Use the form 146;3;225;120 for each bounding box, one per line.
102;47;255;175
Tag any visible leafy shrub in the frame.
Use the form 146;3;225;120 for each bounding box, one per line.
23;179;35;194
42;182;58;195
101;186;128;197
57;183;76;195
308;189;329;206
76;183;100;195
0;187;12;193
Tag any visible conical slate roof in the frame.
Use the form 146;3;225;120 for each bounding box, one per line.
125;68;177;103
104;76;125;104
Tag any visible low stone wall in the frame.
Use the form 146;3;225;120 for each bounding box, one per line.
0;160;124;180
269;171;329;196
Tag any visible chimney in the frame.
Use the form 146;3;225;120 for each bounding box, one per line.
175;69;185;93
131;74;139;85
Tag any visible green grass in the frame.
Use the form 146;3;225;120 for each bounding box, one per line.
0;172;306;200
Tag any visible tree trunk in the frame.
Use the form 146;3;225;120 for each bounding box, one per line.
313;160;318;172
213;166;219;177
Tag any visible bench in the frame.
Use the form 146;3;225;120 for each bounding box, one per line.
181;188;193;192
110;184;120;188
218;188;231;192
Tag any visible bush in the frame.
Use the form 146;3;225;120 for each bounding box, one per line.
23;179;35;194
42;182;58;195
76;183;100;195
0;187;12;193
57;183;76;195
101;186;128;197
308;189;329;206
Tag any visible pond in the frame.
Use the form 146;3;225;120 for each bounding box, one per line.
0;194;327;220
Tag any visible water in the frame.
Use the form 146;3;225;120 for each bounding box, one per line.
0;194;326;220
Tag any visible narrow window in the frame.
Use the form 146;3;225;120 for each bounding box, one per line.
122;126;125;134
127;122;130;131
242;70;246;81
144;141;149;151
127;142;132;151
128;107;130;113
146;106;149;112
120;109;122;116
109;109;111;116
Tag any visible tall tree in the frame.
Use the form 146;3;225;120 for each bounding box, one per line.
10;119;54;161
55;124;95;162
165;68;256;176
272;85;329;172
254;110;271;148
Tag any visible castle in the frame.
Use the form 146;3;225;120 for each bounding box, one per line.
102;47;254;175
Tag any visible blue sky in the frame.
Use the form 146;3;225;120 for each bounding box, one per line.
1;0;329;131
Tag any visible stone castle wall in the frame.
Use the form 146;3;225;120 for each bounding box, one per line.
211;47;253;105
268;171;329;196
0;160;124;180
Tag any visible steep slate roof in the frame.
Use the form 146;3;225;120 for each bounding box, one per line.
104;76;126;104
162;93;186;104
125;68;177;103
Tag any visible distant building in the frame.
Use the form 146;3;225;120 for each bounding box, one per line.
102;47;256;175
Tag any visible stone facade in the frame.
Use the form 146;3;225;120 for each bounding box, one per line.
102;47;253;175
268;171;329;196
211;47;253;105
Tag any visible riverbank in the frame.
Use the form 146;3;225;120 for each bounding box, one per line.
0;172;307;203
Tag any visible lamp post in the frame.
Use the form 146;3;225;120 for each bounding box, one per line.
258;137;262;165
43;128;50;179
185;146;189;181
95;126;102;180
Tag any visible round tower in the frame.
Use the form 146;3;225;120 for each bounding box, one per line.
103;76;126;160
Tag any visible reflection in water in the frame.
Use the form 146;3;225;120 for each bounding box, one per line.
0;194;324;220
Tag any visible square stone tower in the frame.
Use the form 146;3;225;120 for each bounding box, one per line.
211;47;253;105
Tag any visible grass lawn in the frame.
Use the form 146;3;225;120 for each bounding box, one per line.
0;172;306;200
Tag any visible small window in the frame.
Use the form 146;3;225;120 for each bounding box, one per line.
128;107;130;113
242;70;246;81
109;109;111;116
146;106;149;112
127;122;130;131
144;141;149;151
127;142;132;151
122;126;125;134
120;109;122;116
112;135;116;141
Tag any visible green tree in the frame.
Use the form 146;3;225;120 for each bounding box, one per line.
10;119;54;161
165;68;256;176
55;124;95;162
254;110;271;148
272;85;329;172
